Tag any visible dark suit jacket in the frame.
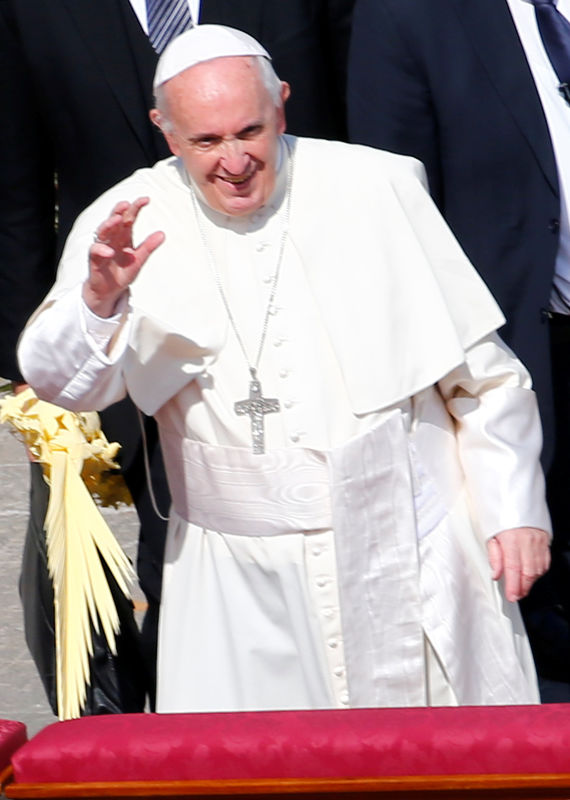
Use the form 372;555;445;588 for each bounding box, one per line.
347;0;561;467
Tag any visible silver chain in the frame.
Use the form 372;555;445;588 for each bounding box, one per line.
190;139;293;381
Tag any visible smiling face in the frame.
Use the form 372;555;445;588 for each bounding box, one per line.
151;56;289;217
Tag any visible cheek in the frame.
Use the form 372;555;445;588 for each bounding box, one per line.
250;143;272;174
183;154;214;185
259;141;279;175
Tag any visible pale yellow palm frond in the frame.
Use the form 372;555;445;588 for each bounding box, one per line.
0;388;136;720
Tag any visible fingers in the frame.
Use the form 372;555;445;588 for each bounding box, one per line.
93;202;130;245
93;197;151;249
521;529;551;598
137;230;166;261
486;536;503;581
89;196;163;271
90;240;117;260
489;528;551;602
84;197;164;317
501;533;525;602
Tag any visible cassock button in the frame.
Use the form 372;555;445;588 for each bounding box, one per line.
283;400;293;409
263;274;274;284
290;433;300;443
327;637;338;649
279;369;289;378
316;577;328;588
312;546;322;556
340;692;350;706
333;666;344;677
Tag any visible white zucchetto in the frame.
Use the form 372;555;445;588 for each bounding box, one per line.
153;24;271;89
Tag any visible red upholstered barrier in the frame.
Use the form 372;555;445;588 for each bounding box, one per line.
8;705;570;785
0;720;27;772
0;719;27;795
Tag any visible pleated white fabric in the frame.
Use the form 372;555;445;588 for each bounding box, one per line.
157;406;540;712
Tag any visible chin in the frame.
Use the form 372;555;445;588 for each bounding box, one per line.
220;194;264;217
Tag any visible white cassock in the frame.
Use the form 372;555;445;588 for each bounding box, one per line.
19;136;551;712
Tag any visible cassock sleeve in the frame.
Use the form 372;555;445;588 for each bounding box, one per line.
437;332;551;540
18;284;132;412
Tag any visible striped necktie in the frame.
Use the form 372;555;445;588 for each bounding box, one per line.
147;0;193;54
531;0;570;103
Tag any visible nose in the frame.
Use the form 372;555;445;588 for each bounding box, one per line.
219;138;249;176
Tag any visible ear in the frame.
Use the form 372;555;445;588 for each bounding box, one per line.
280;81;291;105
149;108;181;156
276;82;291;134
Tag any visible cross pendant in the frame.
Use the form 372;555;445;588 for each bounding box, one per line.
235;371;280;454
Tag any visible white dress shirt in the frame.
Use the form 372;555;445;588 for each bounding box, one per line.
507;0;570;312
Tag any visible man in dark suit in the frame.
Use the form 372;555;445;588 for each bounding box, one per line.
347;0;570;700
0;0;354;716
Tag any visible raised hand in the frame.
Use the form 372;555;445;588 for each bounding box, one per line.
83;197;165;318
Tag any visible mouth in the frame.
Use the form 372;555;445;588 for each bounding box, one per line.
217;166;257;188
221;174;253;185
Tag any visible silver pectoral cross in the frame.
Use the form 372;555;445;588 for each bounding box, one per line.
234;369;280;454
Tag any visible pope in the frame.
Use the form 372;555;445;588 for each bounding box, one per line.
19;24;551;713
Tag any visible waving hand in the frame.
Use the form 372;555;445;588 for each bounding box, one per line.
83;197;165;318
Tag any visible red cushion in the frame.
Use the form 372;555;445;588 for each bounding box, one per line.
0;720;27;771
11;706;570;784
